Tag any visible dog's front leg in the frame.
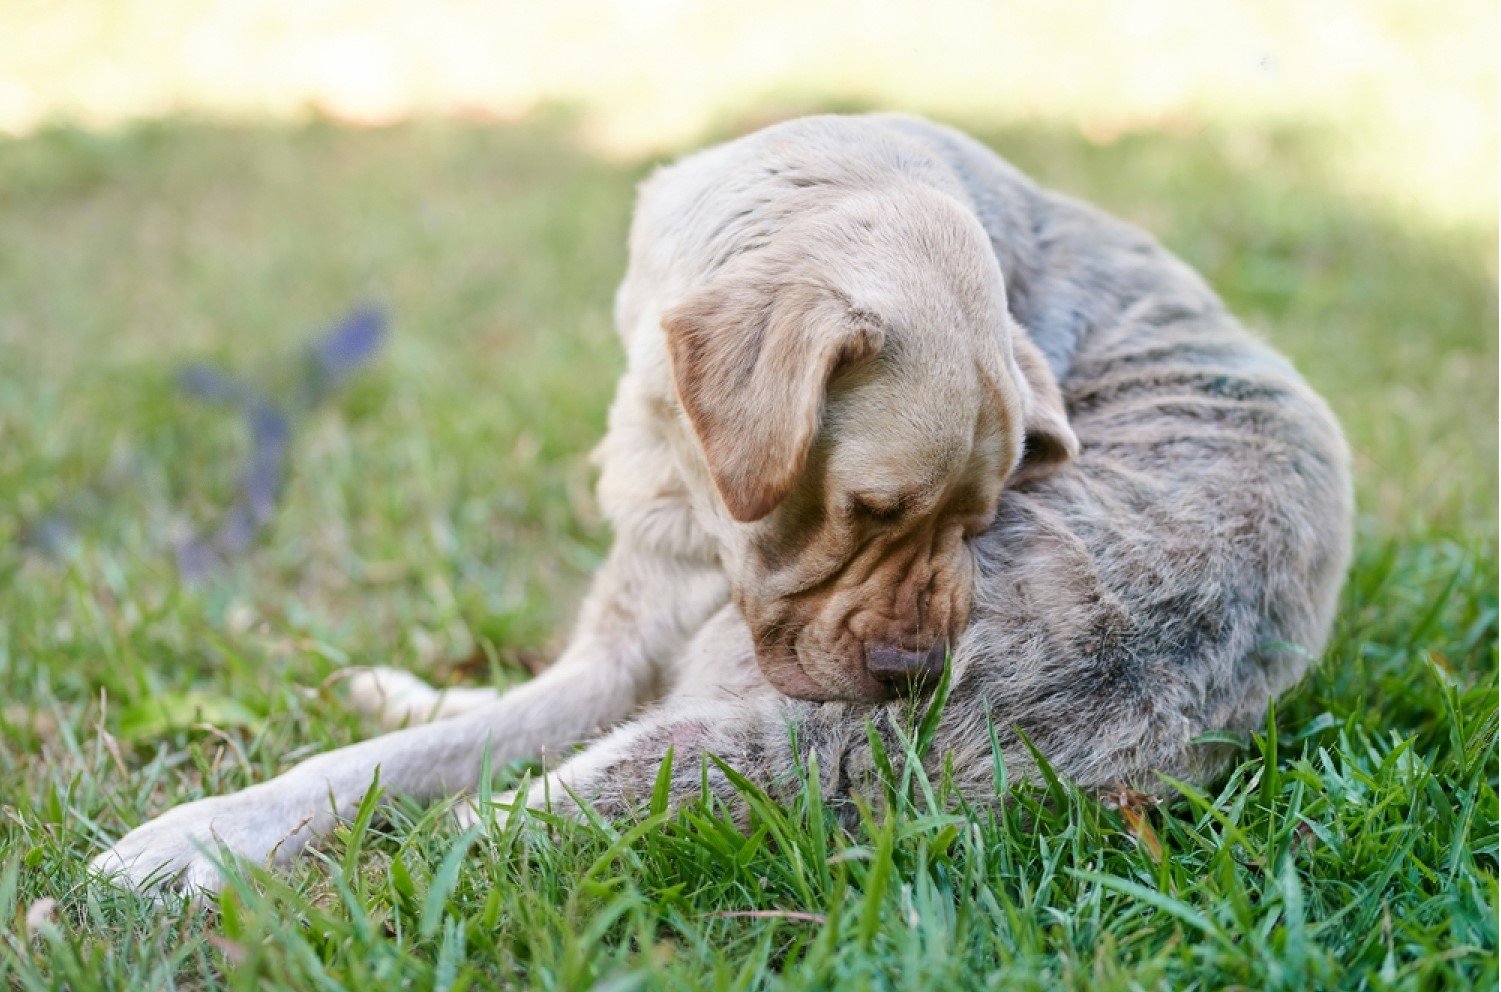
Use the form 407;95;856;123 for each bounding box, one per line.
92;543;728;897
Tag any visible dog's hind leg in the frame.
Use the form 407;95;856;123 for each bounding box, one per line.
490;693;795;823
471;607;856;825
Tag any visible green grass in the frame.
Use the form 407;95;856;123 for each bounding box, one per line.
0;111;1495;990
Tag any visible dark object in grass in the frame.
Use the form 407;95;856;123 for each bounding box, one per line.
176;305;387;578
303;304;386;404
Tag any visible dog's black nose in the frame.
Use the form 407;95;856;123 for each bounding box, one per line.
865;642;949;691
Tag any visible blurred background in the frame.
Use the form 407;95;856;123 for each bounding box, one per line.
4;1;1494;218
0;1;1495;686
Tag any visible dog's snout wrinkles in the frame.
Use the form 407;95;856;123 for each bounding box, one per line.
865;642;949;692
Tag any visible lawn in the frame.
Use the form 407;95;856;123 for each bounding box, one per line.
0;111;1495;990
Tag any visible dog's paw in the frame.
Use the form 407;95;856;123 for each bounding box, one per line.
90;792;296;899
335;666;444;727
334;666;500;727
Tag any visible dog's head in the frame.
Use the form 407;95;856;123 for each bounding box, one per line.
662;185;1077;701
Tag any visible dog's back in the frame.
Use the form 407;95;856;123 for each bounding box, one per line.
724;115;1353;797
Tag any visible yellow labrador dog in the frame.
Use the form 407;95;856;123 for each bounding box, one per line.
94;114;1351;895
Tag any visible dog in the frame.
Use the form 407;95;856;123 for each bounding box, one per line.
92;114;1352;895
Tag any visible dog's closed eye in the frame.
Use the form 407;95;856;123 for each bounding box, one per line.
849;493;907;524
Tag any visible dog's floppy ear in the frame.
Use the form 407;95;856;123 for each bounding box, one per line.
663;276;885;522
1010;332;1079;482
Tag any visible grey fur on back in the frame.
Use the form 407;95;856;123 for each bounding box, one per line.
608;115;1353;807
897;115;1350;786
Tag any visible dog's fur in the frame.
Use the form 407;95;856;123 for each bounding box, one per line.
92;114;1352;895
